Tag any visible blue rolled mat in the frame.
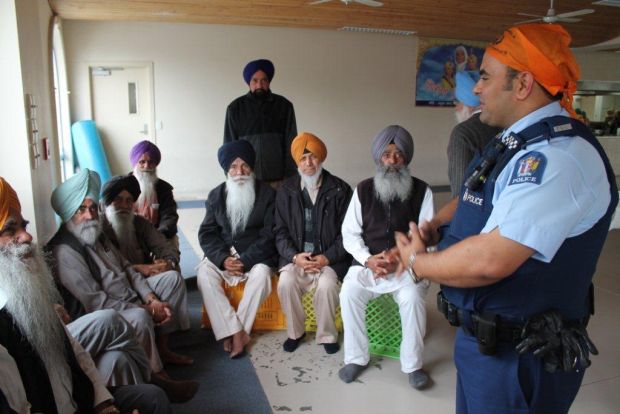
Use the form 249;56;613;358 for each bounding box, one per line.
71;120;112;184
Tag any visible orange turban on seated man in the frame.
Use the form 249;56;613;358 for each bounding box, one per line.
290;132;327;166
485;23;580;116
0;177;21;230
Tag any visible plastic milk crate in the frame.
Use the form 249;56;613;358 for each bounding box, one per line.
201;275;286;331
366;294;402;359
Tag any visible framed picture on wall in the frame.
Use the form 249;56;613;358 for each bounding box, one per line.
415;38;486;107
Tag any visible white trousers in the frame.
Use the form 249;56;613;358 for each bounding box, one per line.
197;258;272;340
277;263;339;344
340;266;429;373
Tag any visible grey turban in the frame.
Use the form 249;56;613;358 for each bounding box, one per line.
371;125;414;166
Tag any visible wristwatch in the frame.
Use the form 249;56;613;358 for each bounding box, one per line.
407;252;422;284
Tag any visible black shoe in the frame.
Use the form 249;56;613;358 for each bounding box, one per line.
283;333;306;352
408;369;430;390
323;343;340;354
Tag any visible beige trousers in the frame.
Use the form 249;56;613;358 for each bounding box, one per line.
197;258;272;340
277;263;339;344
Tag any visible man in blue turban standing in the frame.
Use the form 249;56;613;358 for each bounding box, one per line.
339;126;434;389
224;58;297;187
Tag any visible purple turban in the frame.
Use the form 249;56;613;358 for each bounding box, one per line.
243;59;275;85
129;140;161;167
218;140;256;172
371;125;414;166
455;71;480;107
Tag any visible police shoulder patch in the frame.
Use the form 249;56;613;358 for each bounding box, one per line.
509;151;547;186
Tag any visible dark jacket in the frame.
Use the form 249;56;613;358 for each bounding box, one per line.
224;91;297;182
129;173;179;239
198;179;278;269
274;170;353;279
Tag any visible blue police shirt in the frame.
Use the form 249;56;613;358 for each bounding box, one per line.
481;102;611;263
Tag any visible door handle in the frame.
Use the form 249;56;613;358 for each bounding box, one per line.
139;124;148;135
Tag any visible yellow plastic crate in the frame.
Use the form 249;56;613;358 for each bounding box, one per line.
201;275;286;331
366;294;402;359
302;288;344;332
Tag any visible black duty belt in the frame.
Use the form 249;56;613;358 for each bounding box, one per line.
437;290;523;355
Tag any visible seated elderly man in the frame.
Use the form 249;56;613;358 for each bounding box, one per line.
275;132;352;354
129;140;179;244
197;140;277;358
0;177;171;413
101;174;179;278
47;169;198;400
339;126;434;389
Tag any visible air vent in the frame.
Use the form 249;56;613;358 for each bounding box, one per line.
339;26;416;36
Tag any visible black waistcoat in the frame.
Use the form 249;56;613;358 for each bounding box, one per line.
356;176;428;263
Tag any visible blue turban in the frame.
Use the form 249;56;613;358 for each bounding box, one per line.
455;71;480;107
218;140;256;172
51;168;101;222
371;125;414;166
243;59;275;84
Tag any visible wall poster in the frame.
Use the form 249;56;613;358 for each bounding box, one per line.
415;38;486;107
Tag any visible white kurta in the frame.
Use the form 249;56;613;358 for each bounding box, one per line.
340;185;434;372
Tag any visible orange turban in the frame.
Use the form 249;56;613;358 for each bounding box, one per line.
0;177;21;230
486;24;580;116
291;133;327;166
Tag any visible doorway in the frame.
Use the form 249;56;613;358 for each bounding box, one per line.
89;62;155;175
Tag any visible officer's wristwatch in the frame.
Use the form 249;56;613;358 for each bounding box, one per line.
407;252;422;284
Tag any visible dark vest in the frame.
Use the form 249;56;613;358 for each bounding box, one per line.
0;310;94;413
356;176;428;263
440;116;618;322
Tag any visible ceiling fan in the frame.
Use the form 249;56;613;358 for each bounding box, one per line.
309;0;384;7
516;0;594;24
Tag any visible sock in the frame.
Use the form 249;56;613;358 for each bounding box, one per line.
338;363;368;383
323;343;340;354
283;333;306;352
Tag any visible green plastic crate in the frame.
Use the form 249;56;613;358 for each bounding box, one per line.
302;288;343;332
366;294;402;359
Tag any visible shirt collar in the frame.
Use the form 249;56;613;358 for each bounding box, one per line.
503;101;567;138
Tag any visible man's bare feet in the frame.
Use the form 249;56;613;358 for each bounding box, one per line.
230;330;250;358
222;337;232;353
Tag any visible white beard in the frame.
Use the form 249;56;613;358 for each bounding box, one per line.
373;165;413;205
66;218;102;246
225;174;256;236
455;105;474;124
299;165;323;190
133;167;159;209
105;205;138;256
0;243;71;387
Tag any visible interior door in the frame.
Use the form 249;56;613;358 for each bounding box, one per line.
90;64;154;175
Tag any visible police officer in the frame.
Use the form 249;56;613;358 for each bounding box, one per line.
395;24;618;413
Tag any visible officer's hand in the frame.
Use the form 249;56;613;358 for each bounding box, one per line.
419;219;440;246
395;222;426;274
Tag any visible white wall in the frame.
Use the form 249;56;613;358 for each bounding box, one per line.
63;21;456;199
0;0;59;242
63;21;620;199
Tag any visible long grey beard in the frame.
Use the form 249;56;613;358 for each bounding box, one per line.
66;218;102;246
299;165;323;190
105;205;139;257
225;174;256;236
134;167;159;209
373;165;413;204
0;243;71;386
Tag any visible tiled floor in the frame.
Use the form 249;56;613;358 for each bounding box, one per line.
179;196;620;414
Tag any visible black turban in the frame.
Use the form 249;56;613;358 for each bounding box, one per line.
243;59;275;84
101;175;141;206
217;140;256;172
